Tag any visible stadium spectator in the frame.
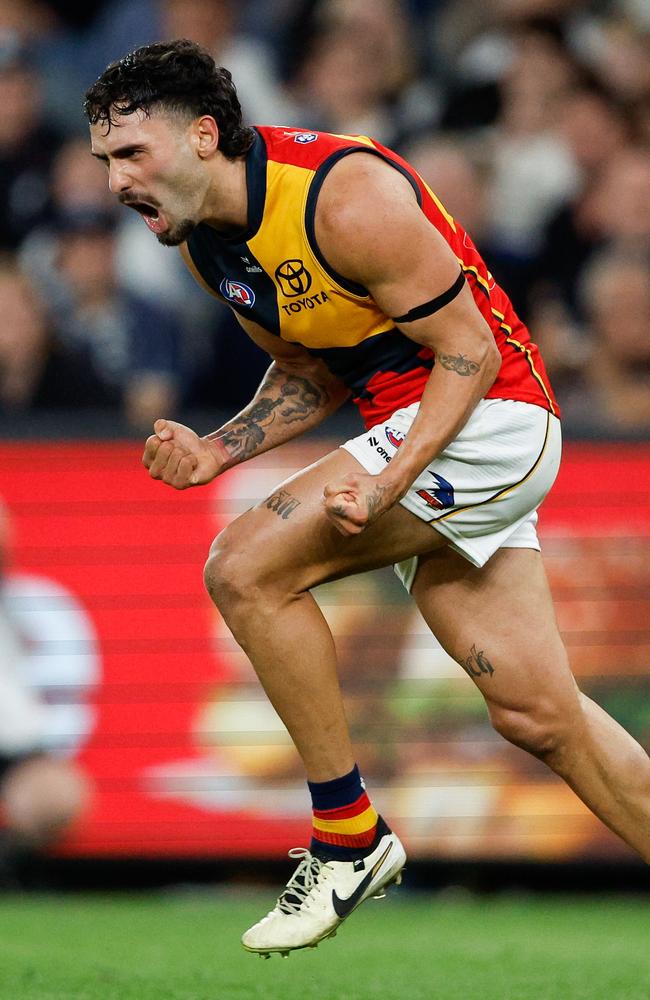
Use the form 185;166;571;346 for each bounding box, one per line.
0;500;93;855
284;0;434;148
559;250;650;437
0;255;116;413
19;135;117;294
556;82;632;178
581;10;650;105
531;89;634;310
79;0;296;126
44;207;187;430
20;133;191;318
477;19;583;315
530;141;650;391
159;0;298;125
590;144;650;249
0;32;64;250
403;135;491;248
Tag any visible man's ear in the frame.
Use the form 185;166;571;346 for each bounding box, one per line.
194;115;219;157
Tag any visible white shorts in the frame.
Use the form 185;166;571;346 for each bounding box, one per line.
341;398;562;591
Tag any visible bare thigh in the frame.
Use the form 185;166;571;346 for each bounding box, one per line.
411;546;581;716
212;447;447;590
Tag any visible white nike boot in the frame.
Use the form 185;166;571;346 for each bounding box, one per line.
241;821;406;956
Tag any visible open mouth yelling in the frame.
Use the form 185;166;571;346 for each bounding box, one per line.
126;201;168;235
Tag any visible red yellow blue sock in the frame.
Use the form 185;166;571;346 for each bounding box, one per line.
308;764;379;860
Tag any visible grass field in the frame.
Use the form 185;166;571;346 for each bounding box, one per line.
0;890;648;1000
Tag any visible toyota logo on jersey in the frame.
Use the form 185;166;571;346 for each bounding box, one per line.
275;259;313;297
220;278;256;307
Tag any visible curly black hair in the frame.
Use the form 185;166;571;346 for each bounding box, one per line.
83;39;255;159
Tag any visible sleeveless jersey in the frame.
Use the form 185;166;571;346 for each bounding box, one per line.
184;126;559;429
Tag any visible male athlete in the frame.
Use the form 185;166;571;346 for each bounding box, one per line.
85;40;650;956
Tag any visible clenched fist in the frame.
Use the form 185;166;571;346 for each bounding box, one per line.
323;472;398;535
142;419;227;489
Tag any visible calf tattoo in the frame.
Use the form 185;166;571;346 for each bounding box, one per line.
266;489;301;520
462;643;495;678
439;353;481;376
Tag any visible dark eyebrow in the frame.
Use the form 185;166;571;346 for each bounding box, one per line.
91;144;143;162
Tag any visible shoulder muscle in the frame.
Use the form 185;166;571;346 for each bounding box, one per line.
314;152;463;318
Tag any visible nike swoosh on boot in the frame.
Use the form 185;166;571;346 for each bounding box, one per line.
330;843;393;918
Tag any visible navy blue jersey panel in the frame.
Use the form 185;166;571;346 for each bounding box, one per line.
307;327;434;396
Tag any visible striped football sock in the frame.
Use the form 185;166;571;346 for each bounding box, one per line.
308;764;380;860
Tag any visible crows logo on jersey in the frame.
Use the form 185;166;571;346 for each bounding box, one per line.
416;472;455;510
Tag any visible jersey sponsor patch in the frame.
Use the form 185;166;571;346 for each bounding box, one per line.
280;290;330;315
219;278;256;307
275;259;313;297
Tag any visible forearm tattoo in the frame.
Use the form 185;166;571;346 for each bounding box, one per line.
366;483;390;522
208;370;329;462
277;376;324;422
461;643;495;678
438;353;481;376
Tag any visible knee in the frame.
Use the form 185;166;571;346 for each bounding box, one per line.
203;525;261;612
487;697;576;759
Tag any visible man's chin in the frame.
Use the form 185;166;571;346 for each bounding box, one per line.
155;219;196;247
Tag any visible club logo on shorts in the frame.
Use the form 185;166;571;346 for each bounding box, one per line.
416;472;455;510
220;278;255;307
275;259;313;297
385;426;406;448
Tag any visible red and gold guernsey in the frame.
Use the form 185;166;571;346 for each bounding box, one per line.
183;126;559;429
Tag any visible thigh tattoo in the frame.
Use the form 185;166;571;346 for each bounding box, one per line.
462;643;495;678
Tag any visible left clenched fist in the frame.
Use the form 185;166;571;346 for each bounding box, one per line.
323;473;395;535
142;419;226;489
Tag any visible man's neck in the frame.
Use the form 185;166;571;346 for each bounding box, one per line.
202;152;249;235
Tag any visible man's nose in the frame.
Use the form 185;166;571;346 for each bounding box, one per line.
108;162;131;195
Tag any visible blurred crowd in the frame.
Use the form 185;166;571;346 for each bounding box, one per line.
0;0;649;437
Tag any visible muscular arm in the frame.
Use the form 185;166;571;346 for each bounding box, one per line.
316;153;502;529
142;308;349;489
205;318;350;469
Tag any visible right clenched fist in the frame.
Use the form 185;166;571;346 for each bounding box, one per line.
142;418;226;489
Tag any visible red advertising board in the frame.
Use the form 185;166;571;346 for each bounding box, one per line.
1;440;649;861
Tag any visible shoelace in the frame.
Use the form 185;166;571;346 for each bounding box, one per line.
276;848;328;916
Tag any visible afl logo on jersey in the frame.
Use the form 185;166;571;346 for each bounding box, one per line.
275;259;313;297
220;278;256;307
294;132;318;144
385;426;406;448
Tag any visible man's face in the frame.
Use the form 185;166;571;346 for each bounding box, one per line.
90;109;206;246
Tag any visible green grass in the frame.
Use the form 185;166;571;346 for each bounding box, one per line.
0;890;648;1000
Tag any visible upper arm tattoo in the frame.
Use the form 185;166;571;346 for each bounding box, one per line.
438;353;481;376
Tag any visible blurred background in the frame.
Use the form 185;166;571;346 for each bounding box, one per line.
1;0;649;892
